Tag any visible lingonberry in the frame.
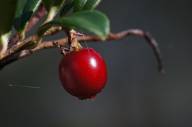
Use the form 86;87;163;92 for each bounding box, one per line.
59;48;107;100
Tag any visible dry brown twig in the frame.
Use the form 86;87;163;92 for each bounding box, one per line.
0;28;164;73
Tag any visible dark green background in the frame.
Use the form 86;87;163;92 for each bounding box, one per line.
1;0;192;127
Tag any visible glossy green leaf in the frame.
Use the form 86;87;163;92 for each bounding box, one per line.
38;10;110;39
73;0;87;11
83;0;101;10
14;0;42;32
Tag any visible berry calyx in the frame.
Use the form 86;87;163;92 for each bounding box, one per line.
59;48;107;100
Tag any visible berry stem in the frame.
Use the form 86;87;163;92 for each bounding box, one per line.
0;29;164;72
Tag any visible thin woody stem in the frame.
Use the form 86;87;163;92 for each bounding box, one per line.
108;29;164;73
0;29;164;73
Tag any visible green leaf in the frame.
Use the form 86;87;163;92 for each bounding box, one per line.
14;0;42;32
14;0;27;32
38;10;110;39
60;0;74;15
14;0;28;19
83;0;101;10
73;0;87;11
23;0;42;12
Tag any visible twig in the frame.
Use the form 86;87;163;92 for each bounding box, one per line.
0;29;164;73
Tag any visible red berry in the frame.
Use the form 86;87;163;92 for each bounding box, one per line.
59;48;107;100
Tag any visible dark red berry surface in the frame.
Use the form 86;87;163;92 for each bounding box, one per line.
59;48;107;100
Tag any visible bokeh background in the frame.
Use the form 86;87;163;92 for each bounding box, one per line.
0;0;192;127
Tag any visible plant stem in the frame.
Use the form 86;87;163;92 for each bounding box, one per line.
0;29;164;73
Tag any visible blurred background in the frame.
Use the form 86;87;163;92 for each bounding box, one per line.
0;0;192;127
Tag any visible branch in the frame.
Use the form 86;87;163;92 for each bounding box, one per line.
0;29;164;73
